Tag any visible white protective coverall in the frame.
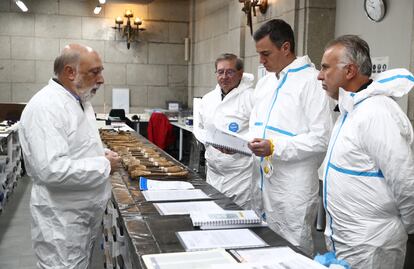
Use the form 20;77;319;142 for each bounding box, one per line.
323;68;414;269
195;73;255;208
19;79;111;269
249;56;332;255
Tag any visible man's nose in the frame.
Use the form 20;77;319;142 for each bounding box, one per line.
259;56;265;64
317;71;323;81
97;73;104;84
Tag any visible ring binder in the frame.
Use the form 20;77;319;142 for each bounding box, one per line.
205;127;252;156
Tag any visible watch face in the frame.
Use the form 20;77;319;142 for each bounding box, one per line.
364;0;386;22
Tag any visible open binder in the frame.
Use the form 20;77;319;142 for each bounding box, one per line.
204;126;252;156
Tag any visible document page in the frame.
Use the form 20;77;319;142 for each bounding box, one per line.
230;247;296;262
216;250;327;269
204;125;252;156
142;189;211;202
154;201;224;215
139;177;195;191
176;229;268;251
142;248;237;269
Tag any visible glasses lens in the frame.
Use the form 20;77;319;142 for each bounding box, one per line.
216;69;237;77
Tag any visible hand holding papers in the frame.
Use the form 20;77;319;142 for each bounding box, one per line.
205;125;252;156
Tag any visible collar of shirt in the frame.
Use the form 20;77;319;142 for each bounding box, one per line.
52;78;84;111
221;89;227;100
333;79;373;112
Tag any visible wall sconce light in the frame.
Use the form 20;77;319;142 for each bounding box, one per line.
112;10;145;49
239;0;268;35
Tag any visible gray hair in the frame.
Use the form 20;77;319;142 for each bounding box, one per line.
53;49;80;76
326;35;372;77
214;53;244;71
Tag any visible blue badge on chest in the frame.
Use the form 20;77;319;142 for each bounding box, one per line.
228;122;239;132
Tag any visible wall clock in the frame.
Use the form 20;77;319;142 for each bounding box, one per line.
364;0;386;22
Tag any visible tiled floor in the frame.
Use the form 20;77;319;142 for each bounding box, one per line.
0;176;103;269
0;176;37;269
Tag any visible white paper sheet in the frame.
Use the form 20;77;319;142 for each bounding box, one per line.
230;247;296;263
204;124;252;156
154;201;224;215
139;178;195;191
112;88;129;114
220;248;328;269
142;189;211;202
142;248;237;269
176;229;268;251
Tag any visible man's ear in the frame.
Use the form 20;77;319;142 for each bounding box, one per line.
64;65;76;81
281;41;291;55
345;63;358;80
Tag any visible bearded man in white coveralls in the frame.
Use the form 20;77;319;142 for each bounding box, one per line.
318;35;414;269
248;19;333;256
195;53;254;208
19;44;121;269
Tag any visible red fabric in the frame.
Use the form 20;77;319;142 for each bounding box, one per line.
147;112;175;149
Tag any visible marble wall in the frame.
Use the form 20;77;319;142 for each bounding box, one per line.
0;0;189;113
188;0;336;104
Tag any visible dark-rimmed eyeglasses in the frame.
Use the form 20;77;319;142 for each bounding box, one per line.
215;69;237;77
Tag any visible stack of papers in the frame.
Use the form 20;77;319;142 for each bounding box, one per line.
176;229;268;251
139;177;211;202
142;189;211;202
142;248;237;269
139;177;195;191
223;247;328;269
154;201;224;216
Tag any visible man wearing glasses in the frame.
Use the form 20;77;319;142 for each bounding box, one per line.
195;53;254;208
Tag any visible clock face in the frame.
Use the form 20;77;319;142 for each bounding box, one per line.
364;0;386;22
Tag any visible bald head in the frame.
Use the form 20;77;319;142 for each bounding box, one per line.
54;44;96;76
53;44;104;100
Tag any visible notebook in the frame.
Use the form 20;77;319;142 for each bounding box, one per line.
205;125;252;156
190;210;266;229
176;229;268;251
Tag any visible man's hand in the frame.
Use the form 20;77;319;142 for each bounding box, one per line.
248;138;272;157
105;150;121;174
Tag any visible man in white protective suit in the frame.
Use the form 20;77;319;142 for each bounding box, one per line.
317;35;414;269
195;53;254;208
19;44;121;269
248;19;333;256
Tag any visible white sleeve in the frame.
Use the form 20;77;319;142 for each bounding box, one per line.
360;107;414;234
273;78;333;161
20;106;110;191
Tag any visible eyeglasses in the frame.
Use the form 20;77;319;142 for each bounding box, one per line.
215;69;238;77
